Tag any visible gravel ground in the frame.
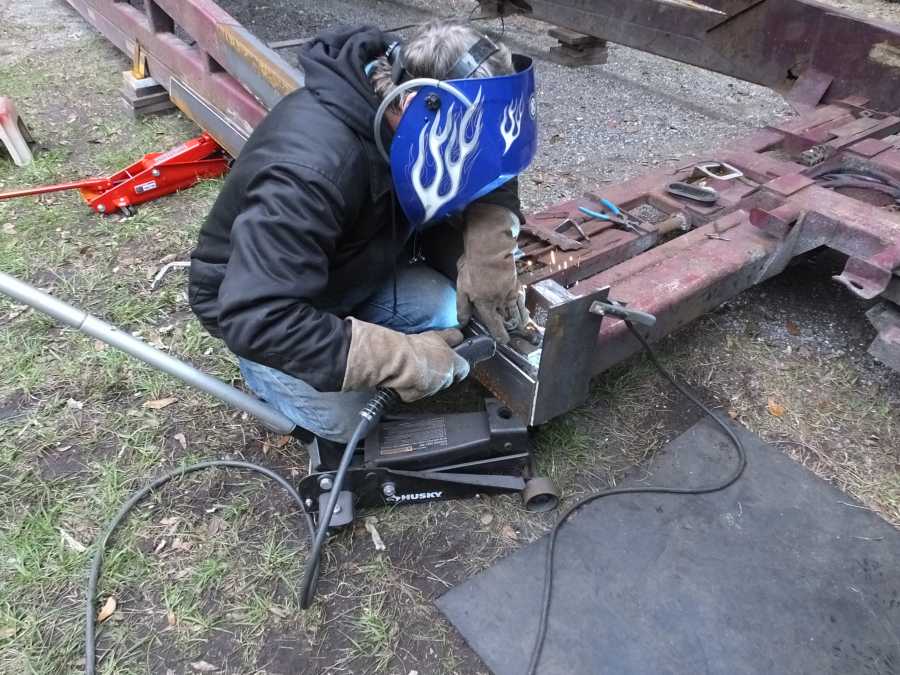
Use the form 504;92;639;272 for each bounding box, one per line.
0;0;90;67
2;1;897;673
817;0;900;23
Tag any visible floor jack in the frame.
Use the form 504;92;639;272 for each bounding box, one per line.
0;132;229;215
298;352;561;530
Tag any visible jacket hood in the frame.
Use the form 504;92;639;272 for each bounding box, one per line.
298;25;390;141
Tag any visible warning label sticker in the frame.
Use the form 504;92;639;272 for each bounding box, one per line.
380;417;448;455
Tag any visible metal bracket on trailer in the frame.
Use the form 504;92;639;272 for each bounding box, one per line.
475;280;609;426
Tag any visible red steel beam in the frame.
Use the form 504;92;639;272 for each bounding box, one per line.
63;0;303;156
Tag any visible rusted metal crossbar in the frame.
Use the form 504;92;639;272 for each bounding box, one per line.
61;0;900;425
473;98;900;422
483;0;900;113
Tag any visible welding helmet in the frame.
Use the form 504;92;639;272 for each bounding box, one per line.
373;38;538;229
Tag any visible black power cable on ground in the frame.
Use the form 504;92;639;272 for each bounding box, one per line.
525;321;748;675
299;389;397;608
84;460;317;675
84;391;397;673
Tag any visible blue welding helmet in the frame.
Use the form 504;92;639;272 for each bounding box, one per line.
374;43;538;229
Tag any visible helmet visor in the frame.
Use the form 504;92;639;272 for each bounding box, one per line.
389;54;537;228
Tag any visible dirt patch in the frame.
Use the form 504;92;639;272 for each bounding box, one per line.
0;1;89;68
36;444;90;480
0;389;30;422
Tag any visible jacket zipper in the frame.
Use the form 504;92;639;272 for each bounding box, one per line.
409;232;425;264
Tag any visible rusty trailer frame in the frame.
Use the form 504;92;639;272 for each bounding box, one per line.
493;100;900;423
483;0;900;113
63;0;303;156
60;0;900;425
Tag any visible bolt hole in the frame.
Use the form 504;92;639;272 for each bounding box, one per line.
850;280;863;290
498;407;513;419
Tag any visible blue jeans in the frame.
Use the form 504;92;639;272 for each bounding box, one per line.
239;262;458;442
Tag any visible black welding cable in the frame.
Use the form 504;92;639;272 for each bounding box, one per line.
299;418;366;608
87;389;397;670
299;389;397;608
525;321;748;675
84;460;316;675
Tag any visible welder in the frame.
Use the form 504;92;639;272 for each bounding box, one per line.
188;19;538;443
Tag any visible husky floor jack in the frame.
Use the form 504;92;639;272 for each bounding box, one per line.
294;332;562;608
296;334;561;531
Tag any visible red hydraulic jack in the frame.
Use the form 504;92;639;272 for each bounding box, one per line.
0;133;229;215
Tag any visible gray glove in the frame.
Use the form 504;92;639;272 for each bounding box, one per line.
341;318;470;402
456;203;529;345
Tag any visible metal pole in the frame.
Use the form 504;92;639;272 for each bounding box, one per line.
0;271;296;435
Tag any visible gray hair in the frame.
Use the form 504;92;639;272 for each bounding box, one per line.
370;19;514;113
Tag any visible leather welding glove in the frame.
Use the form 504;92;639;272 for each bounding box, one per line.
341;318;470;402
456;203;529;345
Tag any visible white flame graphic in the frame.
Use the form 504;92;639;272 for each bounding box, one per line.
500;95;525;155
411;89;484;222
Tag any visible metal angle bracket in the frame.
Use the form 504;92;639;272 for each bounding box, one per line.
866;302;900;373
474;280;608;426
834;243;900;300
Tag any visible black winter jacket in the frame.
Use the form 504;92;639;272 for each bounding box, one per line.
189;26;520;392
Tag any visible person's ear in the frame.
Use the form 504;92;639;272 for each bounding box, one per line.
385;92;417;131
400;91;417;113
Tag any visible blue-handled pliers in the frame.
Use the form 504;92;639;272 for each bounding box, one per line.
578;198;648;235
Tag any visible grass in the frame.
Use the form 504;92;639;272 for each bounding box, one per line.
2;4;899;675
348;594;398;672
0;21;276;674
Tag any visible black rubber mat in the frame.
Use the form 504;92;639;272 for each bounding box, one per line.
437;420;900;675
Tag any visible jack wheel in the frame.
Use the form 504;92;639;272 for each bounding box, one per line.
522;477;560;512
